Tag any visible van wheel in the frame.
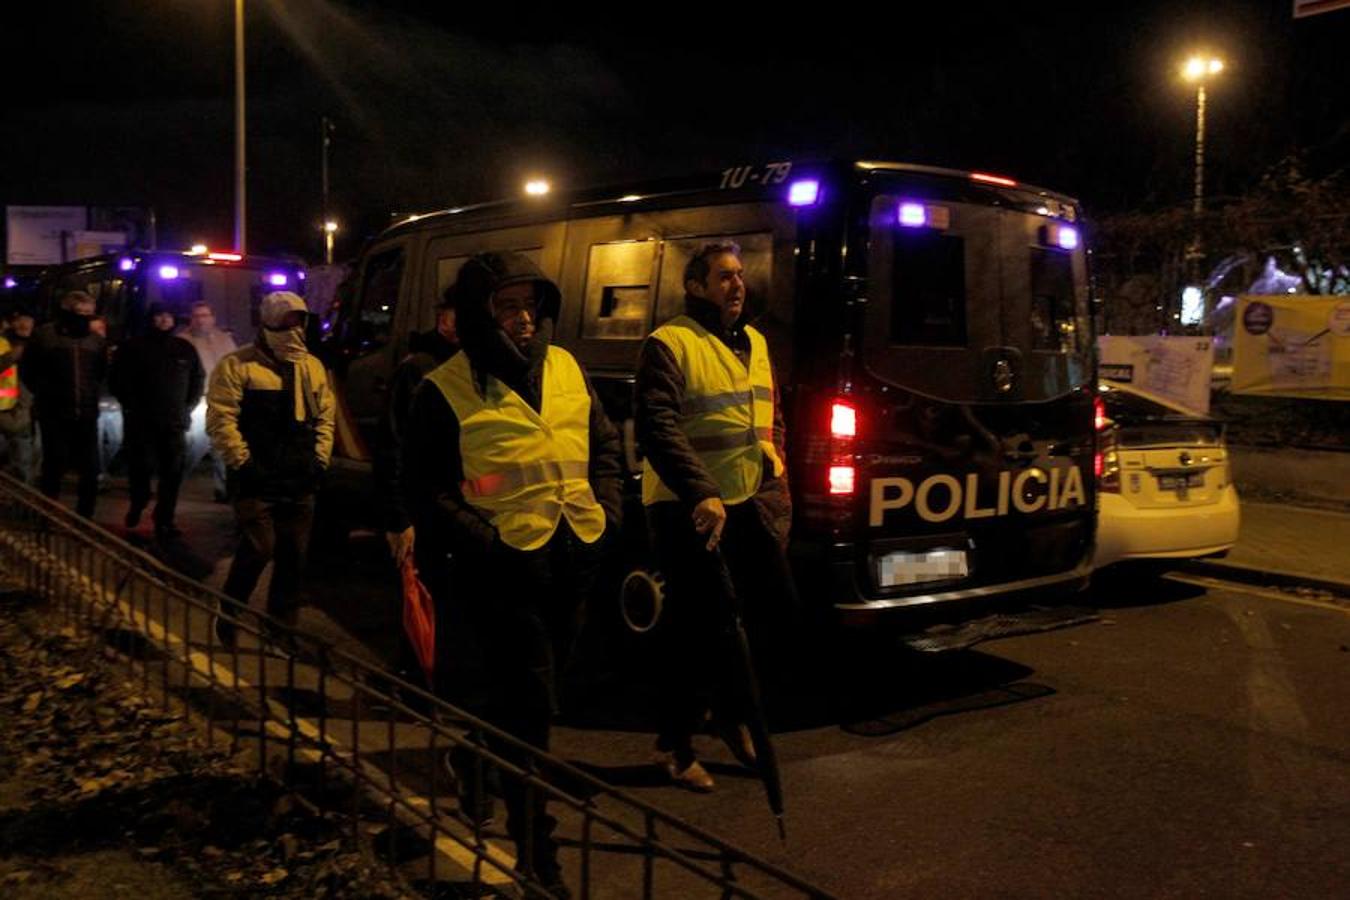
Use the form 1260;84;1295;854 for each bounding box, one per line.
619;569;666;635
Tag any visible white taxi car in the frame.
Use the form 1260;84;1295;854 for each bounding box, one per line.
1093;381;1240;567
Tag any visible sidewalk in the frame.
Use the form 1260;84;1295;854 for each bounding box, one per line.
1186;500;1350;596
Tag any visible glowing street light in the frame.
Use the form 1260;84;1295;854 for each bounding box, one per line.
524;179;551;197
322;221;340;264
1180;54;1225;217
189;243;208;255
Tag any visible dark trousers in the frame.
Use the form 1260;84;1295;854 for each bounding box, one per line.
125;420;187;527
222;494;316;621
37;415;100;517
649;498;800;753
454;522;602;870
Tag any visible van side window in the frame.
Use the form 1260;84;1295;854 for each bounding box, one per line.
1029;247;1078;352
582;241;656;339
657;232;773;325
891;230;967;346
353;246;404;350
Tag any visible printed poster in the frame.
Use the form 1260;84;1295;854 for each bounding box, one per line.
1231;295;1350;400
1097;335;1215;413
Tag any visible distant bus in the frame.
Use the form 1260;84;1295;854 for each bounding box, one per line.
324;160;1097;629
28;249;307;344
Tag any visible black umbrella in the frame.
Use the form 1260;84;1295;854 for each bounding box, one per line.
712;546;787;842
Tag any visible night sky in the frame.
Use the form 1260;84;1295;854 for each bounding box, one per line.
4;1;1347;261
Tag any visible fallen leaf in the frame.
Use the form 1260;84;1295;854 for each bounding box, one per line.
224;871;245;883
260;868;289;885
22;691;42;713
79;778;104;793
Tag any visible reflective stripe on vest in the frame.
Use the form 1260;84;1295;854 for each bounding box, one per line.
425;346;606;552
641;317;783;507
0;336;16;412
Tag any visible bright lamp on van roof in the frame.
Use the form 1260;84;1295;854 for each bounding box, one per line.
158;265;180;280
267;272;289;287
898;202;927;227
1056;225;1080;250
118;257;136;272
788;179;820;206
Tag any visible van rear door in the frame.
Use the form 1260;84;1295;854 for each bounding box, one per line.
847;181;1094;603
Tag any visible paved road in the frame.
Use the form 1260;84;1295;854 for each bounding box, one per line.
70;476;1350;897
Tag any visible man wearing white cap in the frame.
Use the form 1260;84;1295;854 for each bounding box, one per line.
206;291;335;645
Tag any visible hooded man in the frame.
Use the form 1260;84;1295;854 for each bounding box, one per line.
110;302;205;539
207;291;335;645
23;290;108;516
403;251;622;896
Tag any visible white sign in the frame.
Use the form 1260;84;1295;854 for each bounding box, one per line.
5;206;87;265
63;230;127;262
1097;335;1215;413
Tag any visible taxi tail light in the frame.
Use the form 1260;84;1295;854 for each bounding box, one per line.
1097;430;1121;493
828;397;858;495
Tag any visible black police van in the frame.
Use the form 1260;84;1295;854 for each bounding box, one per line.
325;160;1097;632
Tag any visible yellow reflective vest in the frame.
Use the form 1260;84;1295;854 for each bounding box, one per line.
0;336;18;412
425;346;606;552
641;316;784;507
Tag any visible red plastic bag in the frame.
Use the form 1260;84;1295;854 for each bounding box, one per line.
401;557;436;687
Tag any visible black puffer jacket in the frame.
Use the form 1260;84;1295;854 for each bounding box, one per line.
110;328;206;431
403;252;623;554
22;311;107;421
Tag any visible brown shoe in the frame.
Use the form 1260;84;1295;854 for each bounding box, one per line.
717;721;758;770
655;750;715;793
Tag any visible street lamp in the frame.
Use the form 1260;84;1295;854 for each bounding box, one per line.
1181;55;1224;216
322;220;339;265
524;179;551;197
234;0;247;254
1180;54;1223;331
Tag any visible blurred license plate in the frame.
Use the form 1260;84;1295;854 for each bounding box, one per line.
877;549;968;587
1158;473;1204;491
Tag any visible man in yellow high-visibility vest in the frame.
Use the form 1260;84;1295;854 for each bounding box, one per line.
404;251;622;895
0;328;34;483
636;241;798;793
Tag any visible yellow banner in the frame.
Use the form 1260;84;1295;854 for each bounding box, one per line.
1231;295;1350;400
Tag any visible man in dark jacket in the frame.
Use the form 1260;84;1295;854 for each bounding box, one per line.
375;292;459;567
110;303;206;539
207;292;335;645
403;252;622;895
23;291;107;516
636;241;797;792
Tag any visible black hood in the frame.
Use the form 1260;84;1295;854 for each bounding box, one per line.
450;251;561;390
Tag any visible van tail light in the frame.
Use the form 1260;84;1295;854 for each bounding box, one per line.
831;400;857;438
1094;395;1108;432
828;397;858;495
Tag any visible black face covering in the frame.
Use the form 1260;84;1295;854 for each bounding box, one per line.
59;307;93;337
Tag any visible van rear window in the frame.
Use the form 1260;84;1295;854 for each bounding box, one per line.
1029;247;1077;352
891;230;966;346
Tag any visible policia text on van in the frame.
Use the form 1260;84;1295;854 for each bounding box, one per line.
323;160;1096;624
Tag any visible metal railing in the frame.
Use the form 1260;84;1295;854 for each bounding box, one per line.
0;473;834;900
